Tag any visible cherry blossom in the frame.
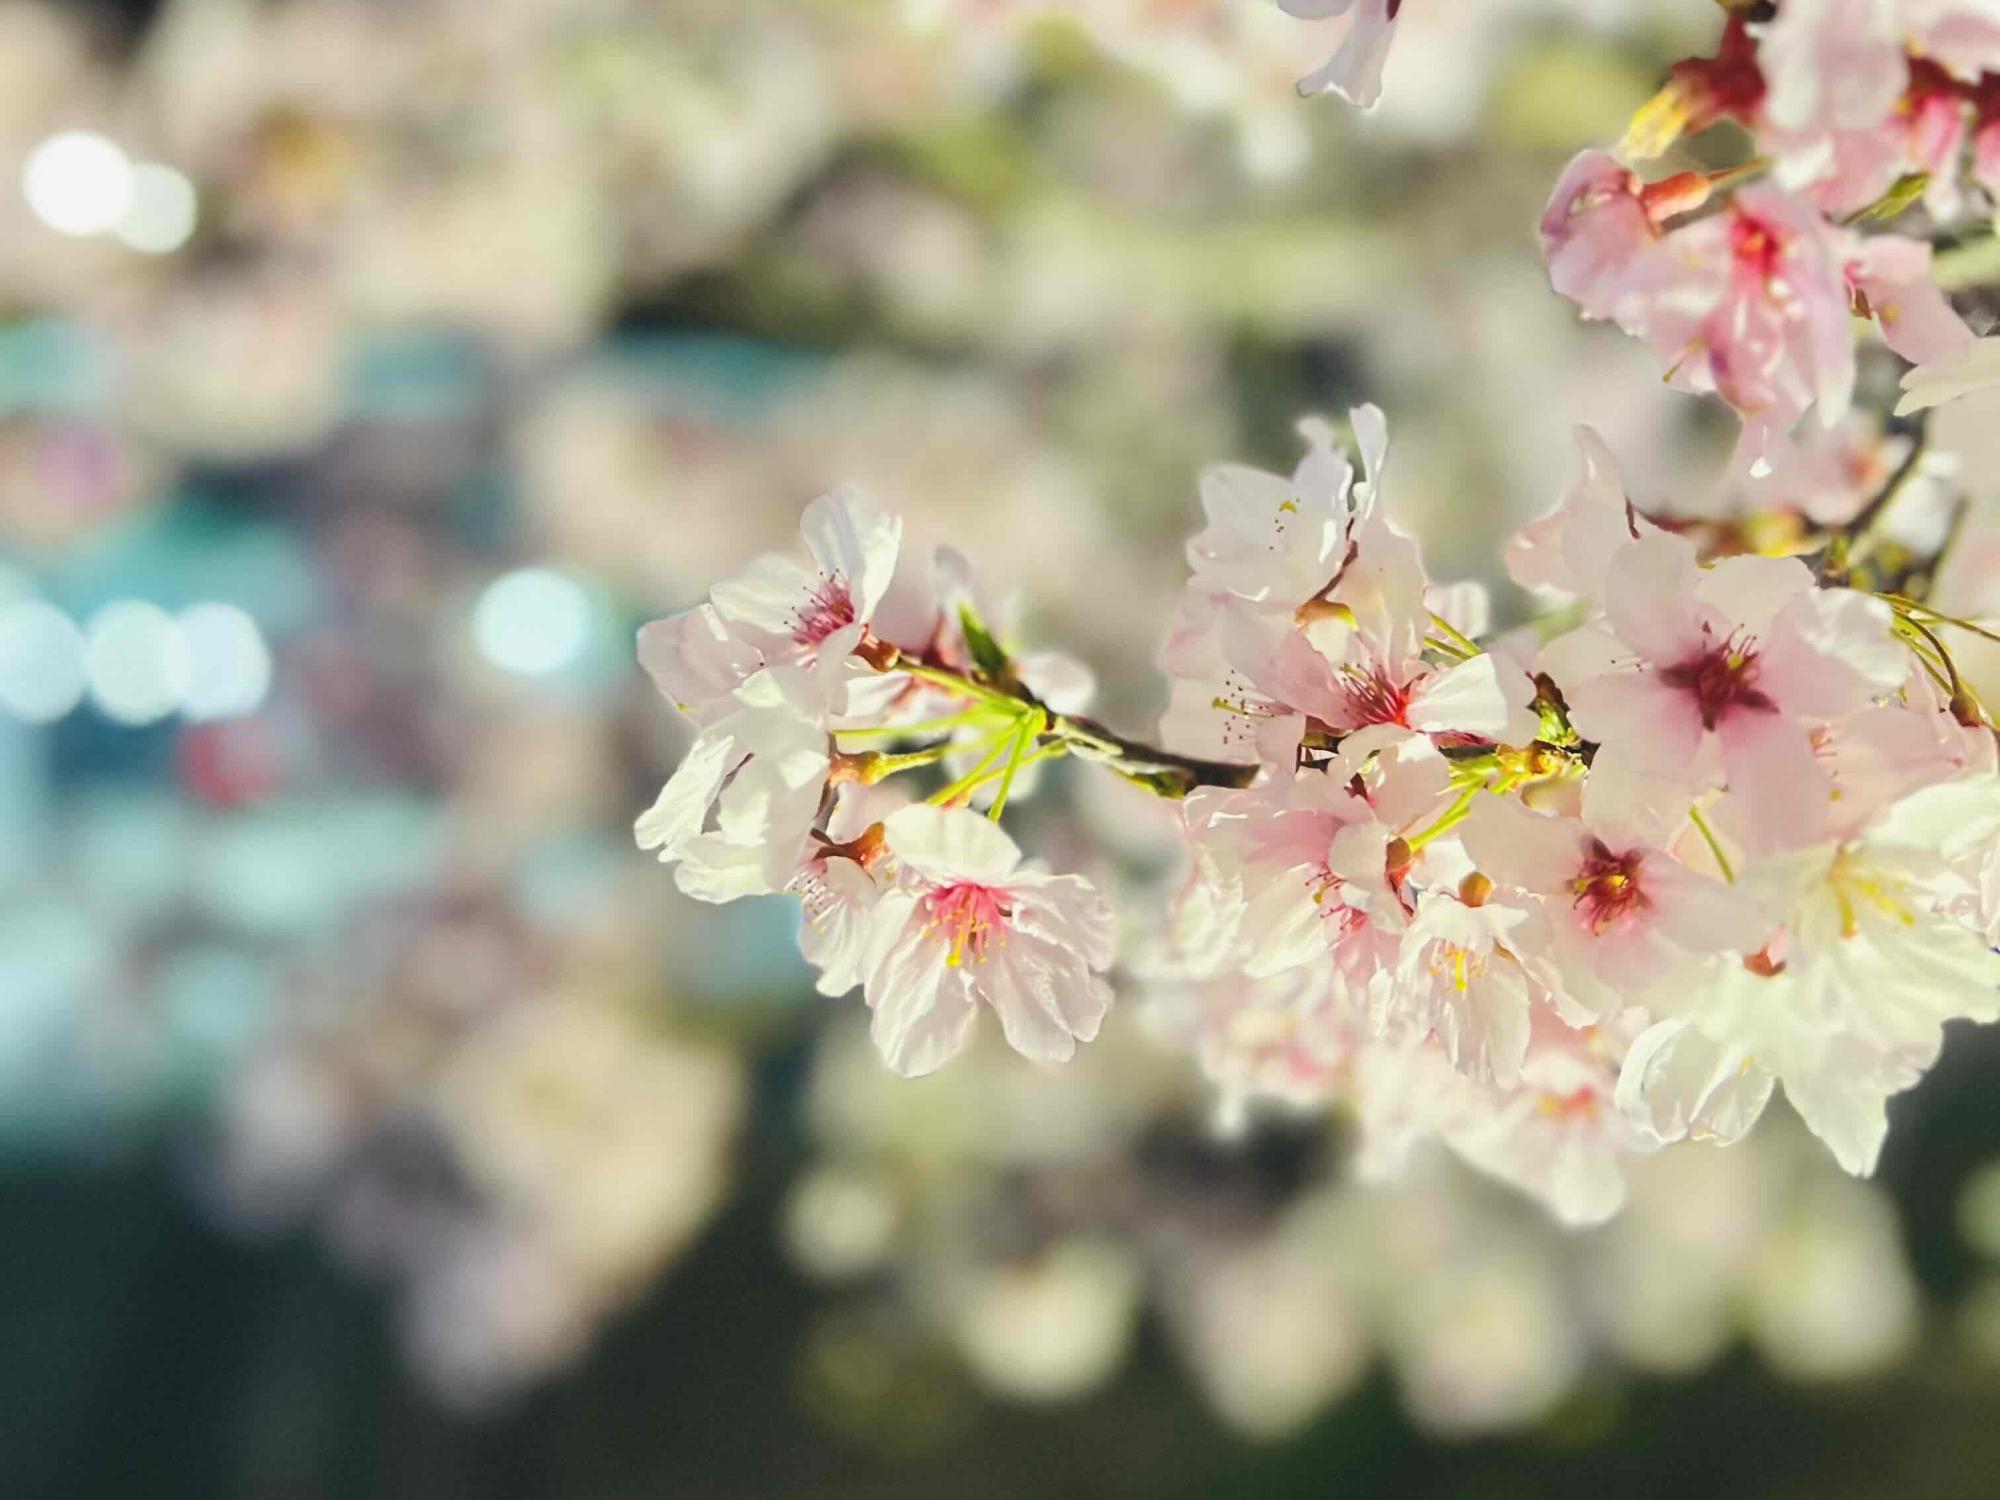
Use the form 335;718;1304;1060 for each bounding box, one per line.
861;805;1116;1076
1544;532;1909;855
1164;412;1526;763
637;485;901;721
1461;788;1764;1023
1391;882;1543;1088
1538;152;1710;328
1621;776;2000;1174
635;664;848;902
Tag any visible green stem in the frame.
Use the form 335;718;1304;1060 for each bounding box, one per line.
986;713;1042;822
835;706;1002;741
1687;804;1735;884
898;660;1016;706
1407;779;1485;851
929;728;1021;807
869;648;1257;796
866;744;956;779
993;746;1064;821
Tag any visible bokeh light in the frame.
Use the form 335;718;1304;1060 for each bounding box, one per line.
115;163;199;255
473;567;595;676
22;131;134;238
178;603;271;721
83;600;190;725
0;599;87;723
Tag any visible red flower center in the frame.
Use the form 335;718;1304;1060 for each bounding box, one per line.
1729;210;1789;286
792;572;857;645
1339;666;1412;729
922;882;1011;967
1571;839;1649;935
1537;1086;1604;1123
1658;631;1776;730
1669;16;1767;130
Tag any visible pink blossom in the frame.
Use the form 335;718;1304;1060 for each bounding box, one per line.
1460;786;1764;1021
634;664;847;902
1846;234;1975;365
1620;779;2000;1174
1180;767;1409;987
1616;186;1857;465
1723;417;1906;528
790;785;903;1000
1164;413;1526;760
1447;1008;1651;1227
1392;884;1546;1087
1505;427;1661;605
1538;152;1707;327
637;485;901;722
861;806;1116;1076
1757;0;1910;212
1544;533;1908;855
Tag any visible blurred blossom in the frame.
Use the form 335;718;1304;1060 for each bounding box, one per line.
1160;1192;1370;1439
208;955;743;1402
177;602;271;721
114;162;198;255
1381;1229;1582;1435
1743;1176;1919;1382
783;1165;903;1284
942;1237;1142;1403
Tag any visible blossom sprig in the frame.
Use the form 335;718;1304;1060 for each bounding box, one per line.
637;396;2000;1224
1536;1;2000;470
634;485;1265;1078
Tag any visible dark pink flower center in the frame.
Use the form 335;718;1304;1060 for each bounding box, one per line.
1729;210;1790;287
792;572;857;645
1339;666;1412;729
1658;631;1776;730
1571;839;1649;935
922;882;1011;967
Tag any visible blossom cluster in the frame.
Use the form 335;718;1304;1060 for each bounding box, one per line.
1143;411;1998;1222
637;0;2000;1225
637;491;1120;1077
638;410;2000;1222
1536;1;2000;468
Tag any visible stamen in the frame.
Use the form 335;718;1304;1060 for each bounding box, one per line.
1571;839;1650;934
791;570;857;645
1658;627;1777;730
921;882;1012;967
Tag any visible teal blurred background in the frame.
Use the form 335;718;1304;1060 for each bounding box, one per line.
7;2;2000;1496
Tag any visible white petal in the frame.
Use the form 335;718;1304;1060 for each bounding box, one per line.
883;804;1023;885
1405;653;1515;738
634;730;734;856
801;484;902;619
1616;1018;1773;1148
867;923;976;1078
1784;1068;1891;1177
